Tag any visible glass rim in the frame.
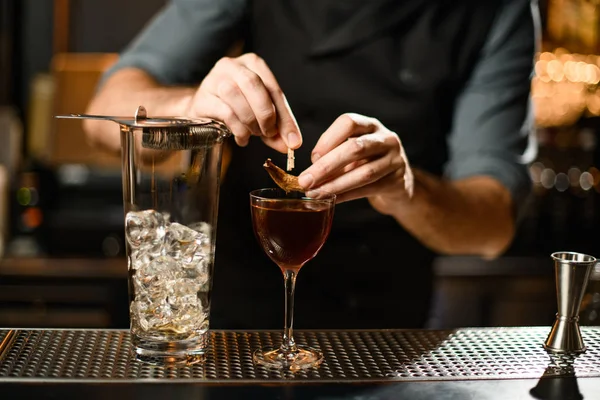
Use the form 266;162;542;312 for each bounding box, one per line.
551;251;597;264
249;187;336;201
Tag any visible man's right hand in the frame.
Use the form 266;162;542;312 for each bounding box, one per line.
185;53;302;153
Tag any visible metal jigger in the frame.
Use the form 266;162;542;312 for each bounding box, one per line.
544;252;597;354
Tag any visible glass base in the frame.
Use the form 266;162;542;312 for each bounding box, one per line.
253;345;323;371
132;332;208;366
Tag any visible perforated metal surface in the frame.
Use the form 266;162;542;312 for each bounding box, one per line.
0;330;9;353
0;327;599;382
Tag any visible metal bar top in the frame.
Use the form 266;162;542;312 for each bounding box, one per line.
0;327;599;383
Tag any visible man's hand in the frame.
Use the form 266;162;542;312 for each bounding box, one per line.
297;113;515;259
186;53;302;153
298;113;413;208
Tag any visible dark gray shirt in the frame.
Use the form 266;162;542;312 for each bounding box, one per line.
104;0;540;212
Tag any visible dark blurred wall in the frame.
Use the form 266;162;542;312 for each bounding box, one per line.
0;0;17;105
69;0;166;52
16;0;53;122
16;0;167;126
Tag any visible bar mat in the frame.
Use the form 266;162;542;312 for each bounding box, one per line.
0;327;599;382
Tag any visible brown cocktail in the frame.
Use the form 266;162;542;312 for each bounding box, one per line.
250;188;335;370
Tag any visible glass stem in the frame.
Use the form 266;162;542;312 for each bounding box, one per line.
281;268;298;354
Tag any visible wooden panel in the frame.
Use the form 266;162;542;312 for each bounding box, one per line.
50;52;121;167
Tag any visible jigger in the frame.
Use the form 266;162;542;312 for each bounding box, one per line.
544;251;597;354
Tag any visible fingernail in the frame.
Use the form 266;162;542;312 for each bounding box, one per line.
311;152;321;162
306;190;319;198
287;132;301;148
298;173;314;189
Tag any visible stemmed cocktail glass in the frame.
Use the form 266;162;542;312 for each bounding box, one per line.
250;188;335;371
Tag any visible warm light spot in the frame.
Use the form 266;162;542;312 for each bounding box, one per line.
587;94;600;115
535;60;548;79
555;173;569;192
547;60;564;82
532;49;600;127
541;169;556;189
568;167;581;187
530;162;545;184
580;172;594;191
22;207;43;229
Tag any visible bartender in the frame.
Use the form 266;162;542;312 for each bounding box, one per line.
83;0;540;329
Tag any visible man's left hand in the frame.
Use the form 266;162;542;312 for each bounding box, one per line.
298;113;414;210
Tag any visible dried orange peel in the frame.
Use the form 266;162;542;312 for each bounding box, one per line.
263;158;304;192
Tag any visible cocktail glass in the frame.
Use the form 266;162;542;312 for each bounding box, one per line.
250;187;335;371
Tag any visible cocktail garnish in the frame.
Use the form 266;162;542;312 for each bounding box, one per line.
263;158;303;193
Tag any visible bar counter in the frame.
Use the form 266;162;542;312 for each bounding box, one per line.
1;326;599;399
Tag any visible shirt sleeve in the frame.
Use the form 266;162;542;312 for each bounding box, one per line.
101;0;248;86
444;0;541;215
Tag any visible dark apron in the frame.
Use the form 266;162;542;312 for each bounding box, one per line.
211;0;501;329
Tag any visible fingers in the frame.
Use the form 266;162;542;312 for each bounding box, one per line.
239;54;302;149
306;155;402;200
334;170;404;204
342;159;367;174
311;113;379;162
213;57;277;137
299;132;397;189
192;53;301;153
195;92;253;147
297;112;408;202
261;134;291;154
214;75;262;136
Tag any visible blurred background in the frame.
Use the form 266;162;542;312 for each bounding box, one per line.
0;0;599;330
